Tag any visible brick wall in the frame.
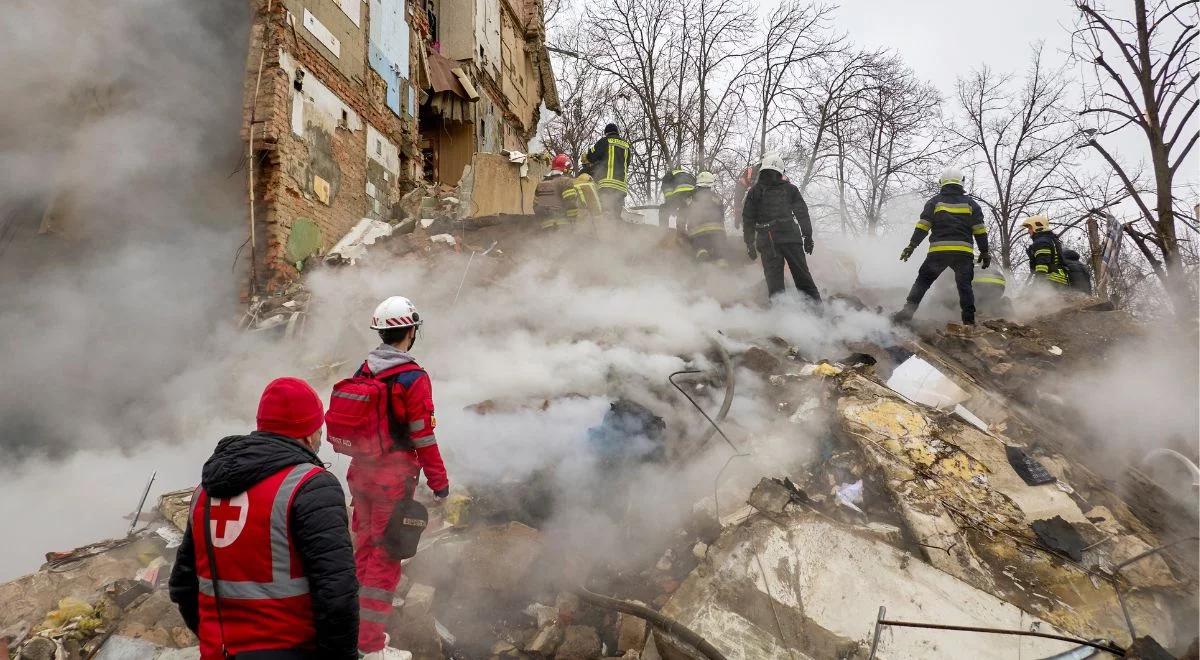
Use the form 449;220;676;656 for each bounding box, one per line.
243;0;420;295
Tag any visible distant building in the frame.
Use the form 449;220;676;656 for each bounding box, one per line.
243;0;559;294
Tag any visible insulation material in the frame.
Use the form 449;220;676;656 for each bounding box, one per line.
280;52;362;137
367;124;400;175
885;356;969;409
336;0;361;26
303;9;341;58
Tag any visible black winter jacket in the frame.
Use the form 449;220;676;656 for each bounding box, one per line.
1027;231;1070;286
168;432;358;660
907;184;989;256
1064;257;1092;294
741;170;812;248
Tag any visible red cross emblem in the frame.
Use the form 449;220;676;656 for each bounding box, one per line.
208;492;249;548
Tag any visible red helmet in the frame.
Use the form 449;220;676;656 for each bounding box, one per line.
552;153;572;171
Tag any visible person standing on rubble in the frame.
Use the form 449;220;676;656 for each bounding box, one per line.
582;123;631;222
564;169;603;228
168;377;358;660
535;153;578;231
1061;249;1093;295
892;167;990;326
659;165;696;228
325;296;450;660
742;153;821;302
683;171;727;264
1022;214;1072;289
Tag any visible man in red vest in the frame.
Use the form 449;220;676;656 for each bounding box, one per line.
169;377;358;660
342;296;450;659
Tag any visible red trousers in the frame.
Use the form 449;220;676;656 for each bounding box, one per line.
353;494;405;653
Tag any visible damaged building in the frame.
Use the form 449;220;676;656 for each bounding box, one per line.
242;0;559;294
4;214;1197;660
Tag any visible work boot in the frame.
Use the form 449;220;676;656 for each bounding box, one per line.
889;305;916;325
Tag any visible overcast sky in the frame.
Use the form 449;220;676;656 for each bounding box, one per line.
837;0;1082;99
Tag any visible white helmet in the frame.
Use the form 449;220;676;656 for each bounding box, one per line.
760;152;785;174
696;171;716;188
939;167;964;187
370;296;423;330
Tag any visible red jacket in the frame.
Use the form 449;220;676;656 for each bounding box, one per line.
191;463;324;659
347;352;450;501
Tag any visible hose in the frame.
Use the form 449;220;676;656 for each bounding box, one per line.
574;586;728;660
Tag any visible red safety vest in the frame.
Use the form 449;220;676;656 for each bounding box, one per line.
191;464;324;659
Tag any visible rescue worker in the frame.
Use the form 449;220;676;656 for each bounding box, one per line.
169;377;358;660
683;171;727;263
534;154;577;231
583;123;631;222
563;170;603;227
892;167;990;326
1062;249;1093;294
972;264;1011;318
659;166;696;228
1023;215;1071;288
733;165;757;230
742;153;821;302
341;297;450;659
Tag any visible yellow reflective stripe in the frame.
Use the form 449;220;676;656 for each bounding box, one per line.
541;217;572;229
973;277;1006;285
665;185;695;198
929;245;976;253
1035;265;1049;272
566;209;579;217
915;221;931;231
1034;249;1052;256
972;225;987;235
934;203;973;214
687;224;725;237
598;180;628;192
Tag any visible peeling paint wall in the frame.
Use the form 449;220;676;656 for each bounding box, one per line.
366;124;400;219
281;0;366;82
367;0;411;117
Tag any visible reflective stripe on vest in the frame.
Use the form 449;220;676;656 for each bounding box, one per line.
197;464;316;600
974;276;1006;286
601;139;630;192
928;241;975;253
933;203;973;215
688;223;725;238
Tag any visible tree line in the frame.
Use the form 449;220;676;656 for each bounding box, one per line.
541;0;1198;316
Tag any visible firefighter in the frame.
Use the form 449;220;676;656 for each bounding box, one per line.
742;153;821;302
892;167;990;326
169;377;358;660
535;154;578;231
1023;215;1071;287
336;297;450;659
1062;249;1093;294
972;264;1010;318
683;171;727;263
563;170;603;227
733;165;756;230
659;166;696;228
583;123;631;222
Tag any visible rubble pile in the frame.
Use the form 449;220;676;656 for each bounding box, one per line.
5;265;1196;659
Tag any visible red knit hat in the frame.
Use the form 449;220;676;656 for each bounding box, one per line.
256;377;325;439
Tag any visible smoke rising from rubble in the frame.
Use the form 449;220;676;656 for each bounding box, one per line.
0;0;251;576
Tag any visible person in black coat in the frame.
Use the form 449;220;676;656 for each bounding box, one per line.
1062;249;1093;295
741;153;820;302
169;378;358;660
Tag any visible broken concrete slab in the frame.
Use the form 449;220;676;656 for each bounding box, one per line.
617;608;649;653
555;625;601;659
456;522;544;592
663;513;1075;659
388;583;440;660
526;622;564;654
738;347;782;375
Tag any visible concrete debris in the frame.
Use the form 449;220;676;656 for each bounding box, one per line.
555;625;602;659
457;522;543;592
388;583;440;660
617;609;650;652
326;217;395;264
738;346;782;375
430;233;457;246
525;622;564;654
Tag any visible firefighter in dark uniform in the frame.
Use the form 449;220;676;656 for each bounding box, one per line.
582;123;631;222
535;153;578;231
892;167;990;326
683;171;726;263
972;264;1010;318
742;153;820;302
1022;215;1071;288
659;166;696;228
1062;249;1093;294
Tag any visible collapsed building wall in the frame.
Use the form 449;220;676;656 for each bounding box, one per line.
245;0;560;295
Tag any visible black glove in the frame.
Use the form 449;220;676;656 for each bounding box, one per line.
900;245;915;262
977;251;991;269
804;236;814;255
747;245;758;261
433;487;450;498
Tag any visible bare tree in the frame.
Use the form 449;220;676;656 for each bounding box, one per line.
790;50;881;195
750;1;841;158
682;0;754;169
952;46;1081;268
542;33;618;163
1072;0;1199;316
